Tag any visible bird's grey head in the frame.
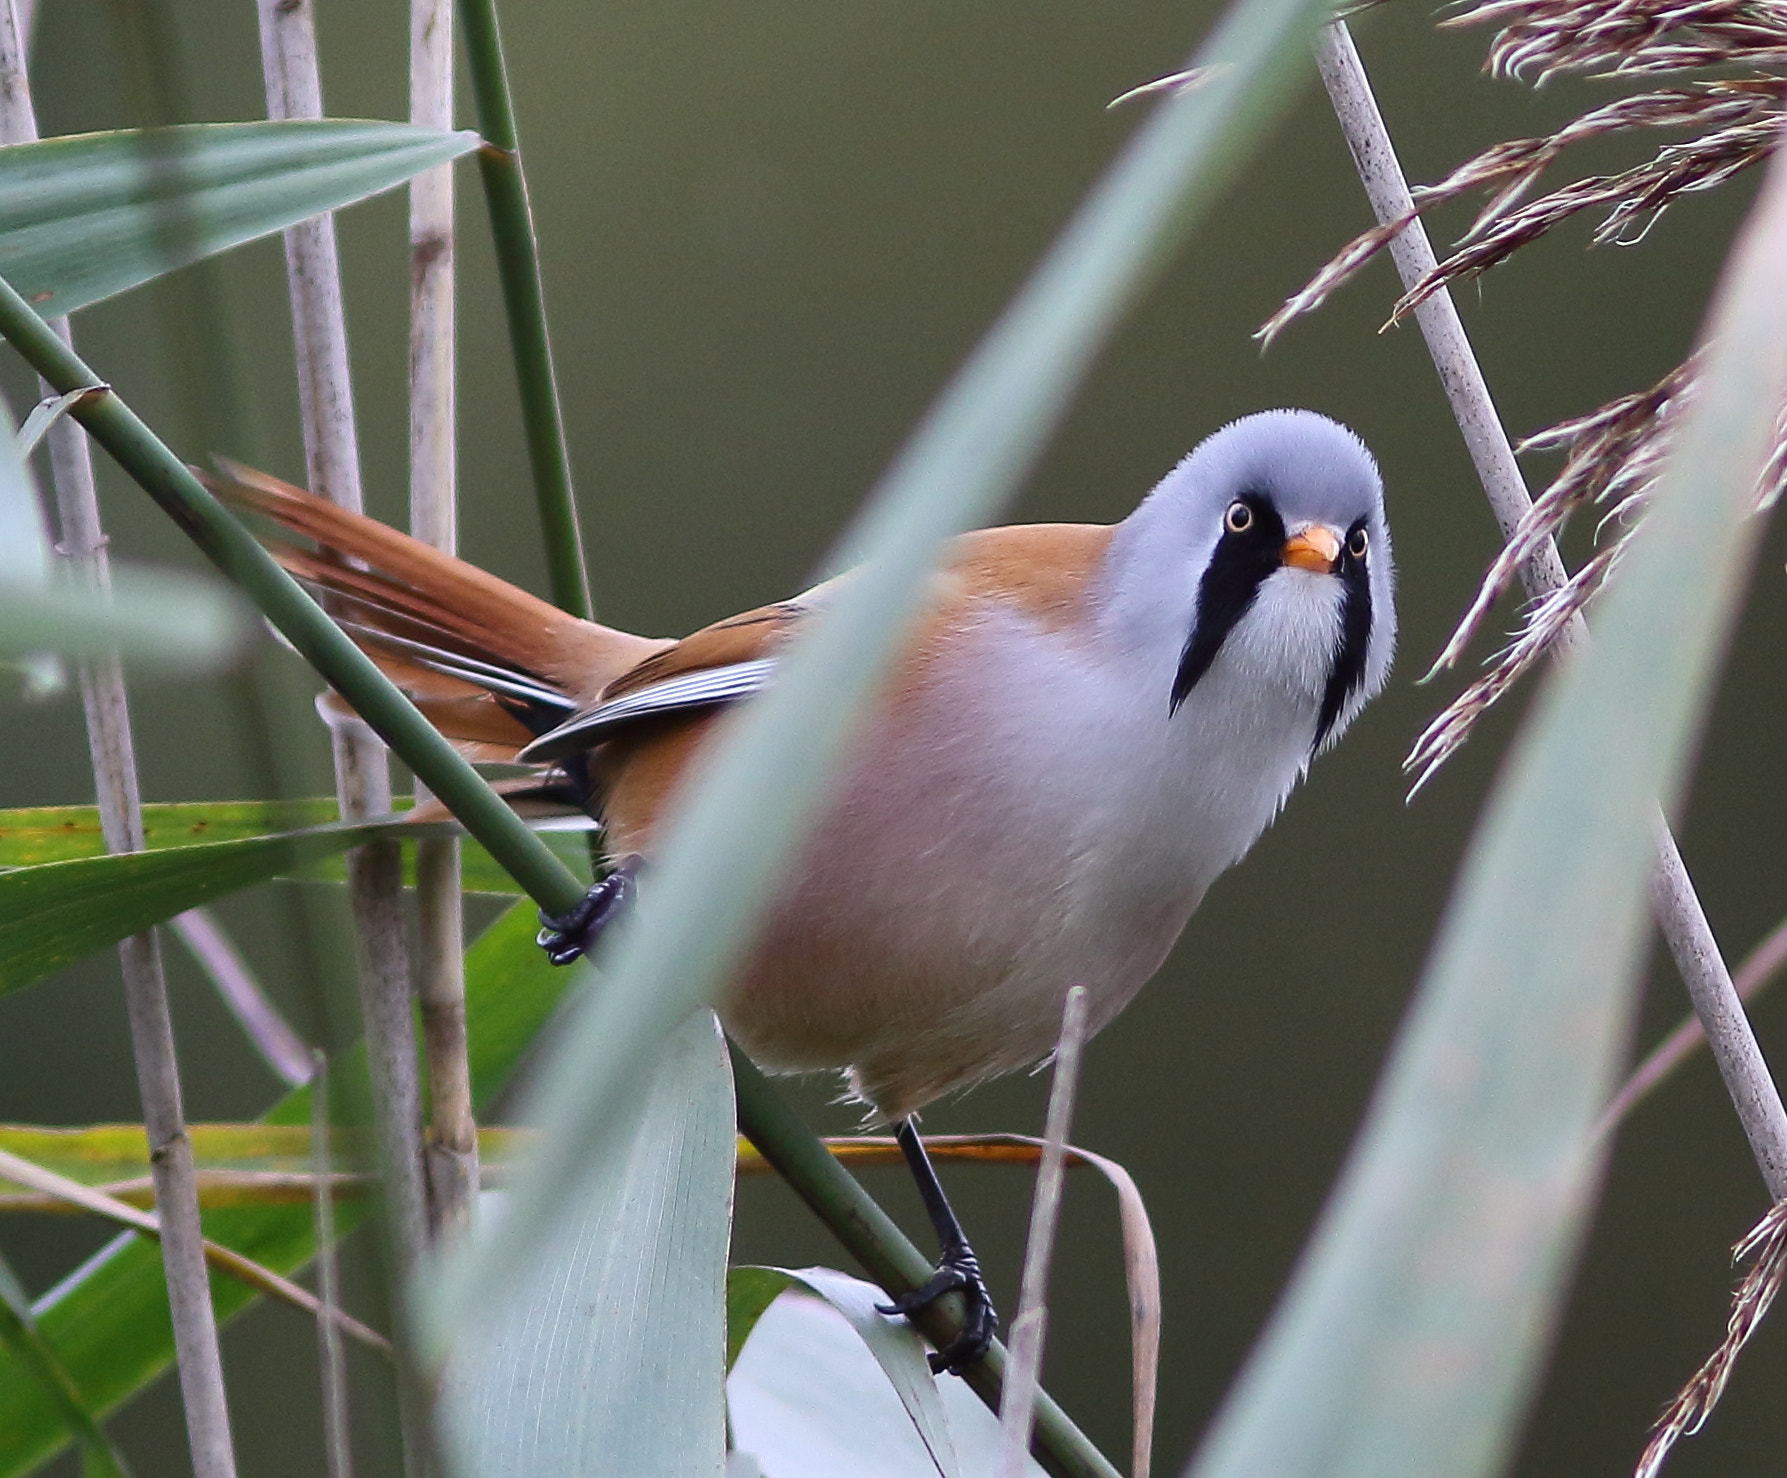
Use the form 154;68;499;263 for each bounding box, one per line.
1101;409;1395;753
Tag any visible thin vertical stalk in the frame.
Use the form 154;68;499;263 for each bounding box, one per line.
310;1053;353;1478
411;0;477;1241
455;0;592;619
998;987;1091;1478
1314;19;1787;1199
0;7;238;1477
255;0;430;1271
256;3;432;1470
257;0;364;516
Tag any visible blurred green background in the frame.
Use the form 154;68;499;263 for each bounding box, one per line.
1;1;1783;1474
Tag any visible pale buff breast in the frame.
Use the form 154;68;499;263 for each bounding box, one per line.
594;528;1332;1121
712;608;1222;1121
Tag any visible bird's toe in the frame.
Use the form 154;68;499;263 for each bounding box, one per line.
876;1253;997;1375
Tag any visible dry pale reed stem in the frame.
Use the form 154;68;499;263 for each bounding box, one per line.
255;0;431;1277
311;1054;353;1478
409;0;475;1243
998;987;1092;1478
1317;18;1787;1203
257;0;362;517
1314;23;1566;589
169;908;313;1089
0;8;239;1474
1597;915;1787;1138
1649;821;1787;1198
0;1147;388;1357
257;7;433;1471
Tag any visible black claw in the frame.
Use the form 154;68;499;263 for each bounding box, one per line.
536;855;642;965
877;1246;998;1374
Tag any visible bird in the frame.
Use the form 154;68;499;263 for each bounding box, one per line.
215;407;1395;1374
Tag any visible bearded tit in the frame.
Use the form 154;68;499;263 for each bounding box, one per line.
219;407;1395;1373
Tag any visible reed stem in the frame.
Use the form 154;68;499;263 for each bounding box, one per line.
456;0;592;619
411;0;478;1244
0;9;238;1475
999;987;1092;1478
1316;18;1787;1200
254;8;436;1469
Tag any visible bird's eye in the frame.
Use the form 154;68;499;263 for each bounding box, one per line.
1224;501;1253;534
1346;526;1369;559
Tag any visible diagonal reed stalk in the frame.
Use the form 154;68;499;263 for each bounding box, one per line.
0;285;590;907
0;8;240;1476
410;0;477;1245
1272;1;1787;780
454;0;591;619
168;908;313;1089
0;1147;388;1356
1598;916;1787;1137
1314;18;1787;1201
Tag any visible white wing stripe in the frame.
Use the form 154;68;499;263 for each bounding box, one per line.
518;657;776;761
338;619;574;711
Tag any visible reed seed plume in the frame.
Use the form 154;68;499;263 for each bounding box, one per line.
1265;0;1787;784
1459;0;1787;81
1263;81;1786;348
1406;356;1787;791
1633;1198;1787;1478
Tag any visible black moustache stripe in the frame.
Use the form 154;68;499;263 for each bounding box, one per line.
1313;526;1373;751
1170;497;1375;741
1170;492;1285;715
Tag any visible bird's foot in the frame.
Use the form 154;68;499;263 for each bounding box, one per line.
536;855;642;966
878;1243;998;1375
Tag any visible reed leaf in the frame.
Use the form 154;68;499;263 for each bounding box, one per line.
0;121;478;319
442;1011;734;1478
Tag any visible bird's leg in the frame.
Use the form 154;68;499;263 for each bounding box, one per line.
536;854;643;966
877;1117;998;1375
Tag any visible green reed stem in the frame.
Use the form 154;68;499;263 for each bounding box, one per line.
457;0;593;620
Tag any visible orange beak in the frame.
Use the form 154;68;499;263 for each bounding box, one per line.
1280;525;1342;574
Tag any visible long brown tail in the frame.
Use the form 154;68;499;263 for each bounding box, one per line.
209;461;671;764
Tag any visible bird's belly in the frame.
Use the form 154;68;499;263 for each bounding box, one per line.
721;838;1194;1121
715;628;1220;1120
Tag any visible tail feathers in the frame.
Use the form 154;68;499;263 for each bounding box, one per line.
314;650;547;762
211;462;672;755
